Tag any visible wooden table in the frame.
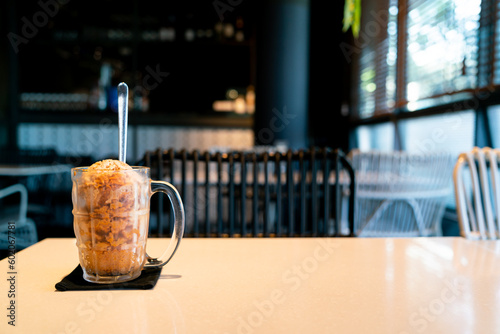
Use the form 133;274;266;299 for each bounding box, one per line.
1;237;499;333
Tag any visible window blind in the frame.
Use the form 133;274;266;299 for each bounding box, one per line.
405;0;481;108
492;0;500;85
353;0;488;117
353;0;398;118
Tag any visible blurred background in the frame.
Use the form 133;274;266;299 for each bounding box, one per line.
1;0;499;244
1;0;350;159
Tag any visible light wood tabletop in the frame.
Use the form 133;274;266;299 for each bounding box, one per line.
1;237;499;334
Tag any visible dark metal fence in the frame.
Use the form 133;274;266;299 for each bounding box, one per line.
139;147;355;237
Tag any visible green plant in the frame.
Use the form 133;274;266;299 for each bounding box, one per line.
343;0;361;38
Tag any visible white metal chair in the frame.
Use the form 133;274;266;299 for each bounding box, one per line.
453;147;500;240
349;149;454;237
0;184;38;249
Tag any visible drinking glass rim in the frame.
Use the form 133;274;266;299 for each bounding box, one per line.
71;166;150;172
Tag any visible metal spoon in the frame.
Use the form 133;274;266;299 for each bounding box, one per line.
117;82;128;163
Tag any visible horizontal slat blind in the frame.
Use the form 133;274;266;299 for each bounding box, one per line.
493;0;500;84
476;0;495;87
405;0;481;104
355;0;398;118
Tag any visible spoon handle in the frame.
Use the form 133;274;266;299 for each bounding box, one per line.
118;82;129;163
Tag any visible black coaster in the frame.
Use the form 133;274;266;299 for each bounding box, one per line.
55;265;162;291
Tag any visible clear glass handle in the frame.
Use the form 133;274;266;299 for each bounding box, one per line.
146;180;185;267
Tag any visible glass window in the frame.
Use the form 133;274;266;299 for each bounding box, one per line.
355;122;395;151
399;110;475;156
349;0;497;168
487;105;500;148
405;0;481;109
352;0;491;116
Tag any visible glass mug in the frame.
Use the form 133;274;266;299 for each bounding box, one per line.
71;166;185;284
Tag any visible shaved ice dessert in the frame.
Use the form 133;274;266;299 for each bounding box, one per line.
72;159;150;281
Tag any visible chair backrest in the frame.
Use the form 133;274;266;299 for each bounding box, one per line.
0;183;38;249
349;149;454;237
453;147;500;240
138;147;355;237
0;184;28;222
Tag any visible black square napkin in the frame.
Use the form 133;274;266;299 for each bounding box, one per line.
55;265;162;291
